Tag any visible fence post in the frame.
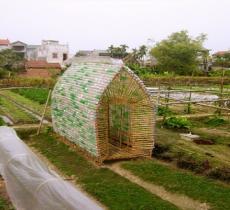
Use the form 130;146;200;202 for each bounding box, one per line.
37;89;52;135
217;68;225;116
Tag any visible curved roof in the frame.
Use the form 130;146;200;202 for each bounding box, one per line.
51;56;152;157
52;56;124;155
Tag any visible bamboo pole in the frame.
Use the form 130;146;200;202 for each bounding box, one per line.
37;89;52;135
159;98;230;105
217;68;225;115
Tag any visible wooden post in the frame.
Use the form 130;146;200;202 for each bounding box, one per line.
218;68;225;116
187;89;192;114
187;72;194;114
37;89;52;135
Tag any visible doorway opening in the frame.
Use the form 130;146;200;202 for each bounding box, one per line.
108;104;131;148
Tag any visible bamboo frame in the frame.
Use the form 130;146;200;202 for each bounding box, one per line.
97;68;154;161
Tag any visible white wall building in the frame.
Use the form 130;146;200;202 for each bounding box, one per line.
37;40;69;66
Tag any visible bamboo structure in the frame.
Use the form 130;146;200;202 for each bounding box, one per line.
52;56;155;162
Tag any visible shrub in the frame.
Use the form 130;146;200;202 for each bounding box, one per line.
205;116;227;127
0;68;7;78
207;167;230;183
157;106;173;116
163;116;191;130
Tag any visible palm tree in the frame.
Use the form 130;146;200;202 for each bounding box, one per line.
138;45;147;61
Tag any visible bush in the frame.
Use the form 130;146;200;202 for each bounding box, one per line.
0;68;7;78
205;116;227;127
207;167;230;183
209;69;230;77
157;106;173;116
163;116;191;130
127;63;157;76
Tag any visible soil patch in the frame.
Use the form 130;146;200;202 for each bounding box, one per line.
193;139;214;145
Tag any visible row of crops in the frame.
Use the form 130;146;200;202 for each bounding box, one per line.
0;88;51;125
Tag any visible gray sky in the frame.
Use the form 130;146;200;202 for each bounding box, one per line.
0;0;229;53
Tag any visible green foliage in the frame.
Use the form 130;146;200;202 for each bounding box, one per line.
213;52;230;68
209;69;230;77
22;132;179;210
0;67;8;78
0;197;13;210
163;116;191;129
157;106;173;116
151;30;206;75
205;116;227;127
0;90;51;120
12;88;50;104
0;116;5;126
126;63;156;76
0;77;56;88
122;160;230;210
0;96;37;124
107;44;129;59
0;49;24;72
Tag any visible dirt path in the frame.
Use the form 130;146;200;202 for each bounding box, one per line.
106;162;209;210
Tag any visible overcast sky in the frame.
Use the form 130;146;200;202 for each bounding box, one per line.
0;0;229;53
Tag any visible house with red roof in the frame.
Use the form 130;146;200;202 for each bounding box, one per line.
22;60;62;78
0;39;10;51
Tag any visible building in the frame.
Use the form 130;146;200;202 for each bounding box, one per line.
26;45;40;60
37;40;69;66
52;56;155;163
23;60;61;78
0;39;10;51
10;41;27;58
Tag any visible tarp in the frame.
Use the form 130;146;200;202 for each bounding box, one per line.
0;126;103;210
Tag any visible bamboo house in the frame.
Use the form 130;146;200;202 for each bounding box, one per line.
52;56;155;162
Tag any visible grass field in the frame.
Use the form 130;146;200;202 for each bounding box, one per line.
11;88;50;105
122;160;230;210
19;130;179;210
0;96;38;124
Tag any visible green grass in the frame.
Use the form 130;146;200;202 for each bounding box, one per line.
0;90;51;120
0;197;13;210
155;126;230;167
0;96;38;124
20;131;178;210
0;116;5;126
11;88;50;105
122;160;230;210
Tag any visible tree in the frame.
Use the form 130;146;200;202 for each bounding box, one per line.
151;30;207;75
107;45;129;59
138;45;148;61
0;49;24;72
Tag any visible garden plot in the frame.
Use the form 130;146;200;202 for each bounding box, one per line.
17;129;179;210
122;160;230;210
0;96;38;124
0;89;51;120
